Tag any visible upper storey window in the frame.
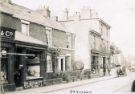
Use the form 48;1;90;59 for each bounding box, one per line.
66;33;71;48
21;20;29;36
46;27;52;47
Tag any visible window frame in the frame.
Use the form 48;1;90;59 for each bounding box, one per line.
46;27;52;47
21;20;30;36
46;54;53;73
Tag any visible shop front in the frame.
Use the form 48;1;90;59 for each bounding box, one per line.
1;27;16;91
14;41;47;89
1;27;47;91
91;49;110;76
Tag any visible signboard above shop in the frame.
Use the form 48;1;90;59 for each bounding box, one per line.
1;27;15;39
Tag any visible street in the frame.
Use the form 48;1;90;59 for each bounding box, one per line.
43;73;135;94
6;71;135;94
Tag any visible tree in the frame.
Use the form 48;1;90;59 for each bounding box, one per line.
47;48;61;73
110;43;121;55
73;60;84;71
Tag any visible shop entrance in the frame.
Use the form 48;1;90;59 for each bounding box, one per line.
14;48;36;87
91;56;99;73
14;48;24;87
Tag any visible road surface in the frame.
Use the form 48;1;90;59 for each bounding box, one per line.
6;71;135;94
43;73;135;94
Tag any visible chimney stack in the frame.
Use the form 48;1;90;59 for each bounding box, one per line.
73;12;80;20
63;8;69;20
0;0;12;3
80;6;98;19
51;16;58;21
37;6;51;18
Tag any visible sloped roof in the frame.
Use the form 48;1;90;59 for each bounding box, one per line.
0;2;67;31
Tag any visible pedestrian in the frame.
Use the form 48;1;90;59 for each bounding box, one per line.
103;69;106;76
0;72;5;94
122;66;126;75
107;64;111;75
107;68;111;75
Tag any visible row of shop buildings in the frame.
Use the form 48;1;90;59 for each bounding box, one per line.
0;0;111;91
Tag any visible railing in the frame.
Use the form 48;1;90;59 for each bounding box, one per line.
46;78;63;85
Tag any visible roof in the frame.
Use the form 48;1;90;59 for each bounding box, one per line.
93;18;111;29
0;2;67;32
90;29;101;37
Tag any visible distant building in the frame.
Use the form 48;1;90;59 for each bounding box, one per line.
59;7;111;75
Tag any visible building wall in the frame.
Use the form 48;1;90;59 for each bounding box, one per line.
29;23;47;43
51;29;75;71
95;36;101;51
99;21;110;41
52;29;75;49
52;29;68;48
1;13;21;31
1;12;48;43
89;20;100;33
62;20;91;69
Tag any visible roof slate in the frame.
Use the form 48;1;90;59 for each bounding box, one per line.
0;2;67;32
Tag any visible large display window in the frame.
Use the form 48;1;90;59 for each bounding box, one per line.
26;56;41;80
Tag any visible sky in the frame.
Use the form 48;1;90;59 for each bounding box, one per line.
12;0;135;56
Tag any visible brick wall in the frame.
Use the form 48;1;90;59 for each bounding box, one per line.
1;13;21;31
1;13;47;43
52;29;68;48
29;23;47;43
52;29;75;49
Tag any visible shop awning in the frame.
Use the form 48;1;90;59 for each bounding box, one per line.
91;49;110;57
15;31;46;46
15;44;45;50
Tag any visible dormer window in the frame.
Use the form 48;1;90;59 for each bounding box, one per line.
21;20;29;36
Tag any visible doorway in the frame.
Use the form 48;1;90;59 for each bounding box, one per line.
14;48;23;87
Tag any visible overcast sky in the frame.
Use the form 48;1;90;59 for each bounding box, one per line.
12;0;135;56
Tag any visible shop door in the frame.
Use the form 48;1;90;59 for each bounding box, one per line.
14;55;22;87
14;48;25;87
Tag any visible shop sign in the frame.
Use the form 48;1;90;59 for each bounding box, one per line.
23;80;47;89
1;27;15;39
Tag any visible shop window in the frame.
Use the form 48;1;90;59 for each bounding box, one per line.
21;20;29;36
26;56;41;79
47;55;53;72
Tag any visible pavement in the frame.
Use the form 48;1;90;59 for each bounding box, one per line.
5;75;116;94
5;68;131;94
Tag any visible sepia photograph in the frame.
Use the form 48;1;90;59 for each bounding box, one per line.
0;0;135;94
